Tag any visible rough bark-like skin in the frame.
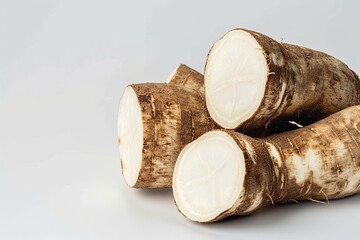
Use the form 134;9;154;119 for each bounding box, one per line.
206;28;360;129
169;64;204;92
212;106;360;221
128;83;217;188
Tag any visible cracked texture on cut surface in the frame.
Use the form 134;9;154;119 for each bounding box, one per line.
205;29;268;129
173;131;245;222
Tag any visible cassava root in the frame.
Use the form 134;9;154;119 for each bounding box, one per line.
173;105;360;222
118;82;217;188
205;28;360;129
167;64;204;92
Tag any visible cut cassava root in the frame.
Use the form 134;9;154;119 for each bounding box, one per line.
118;65;215;188
118;83;217;188
205;28;360;129
120;28;359;223
173;105;360;222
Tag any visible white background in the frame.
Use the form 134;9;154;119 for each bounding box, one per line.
1;0;359;239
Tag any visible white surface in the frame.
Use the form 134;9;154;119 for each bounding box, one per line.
173;131;245;222
118;86;143;187
1;0;359;239
205;29;268;129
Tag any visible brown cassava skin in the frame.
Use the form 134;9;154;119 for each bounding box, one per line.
126;83;217;188
169;64;204;92
206;29;360;129
211;106;360;221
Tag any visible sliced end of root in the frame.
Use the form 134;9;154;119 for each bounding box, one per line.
173;131;245;222
205;29;268;129
118;86;143;187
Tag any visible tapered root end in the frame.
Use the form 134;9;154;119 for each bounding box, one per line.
118;86;143;187
165;64;182;83
173;131;245;222
205;29;268;129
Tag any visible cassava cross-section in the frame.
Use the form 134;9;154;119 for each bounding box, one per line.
173;105;360;222
118;83;217;188
205;28;360;129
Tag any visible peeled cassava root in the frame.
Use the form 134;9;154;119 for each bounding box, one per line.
205;28;360;129
118;82;217;188
173;105;360;222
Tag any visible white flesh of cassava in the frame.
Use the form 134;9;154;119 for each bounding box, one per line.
173;131;245;222
118;86;143;187
205;29;268;129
